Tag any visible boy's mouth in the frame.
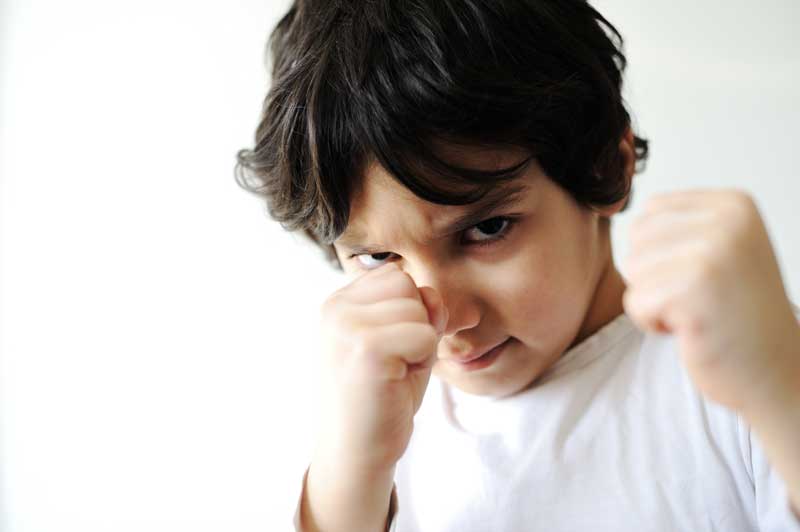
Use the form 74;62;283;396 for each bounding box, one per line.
448;337;511;371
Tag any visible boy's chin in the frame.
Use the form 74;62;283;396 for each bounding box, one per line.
433;366;535;400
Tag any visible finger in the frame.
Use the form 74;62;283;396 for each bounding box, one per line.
356;322;440;381
629;209;716;248
417;286;448;335
345;298;430;328
343;266;423;305
623;283;679;335
643;189;722;214
407;355;438;373
353;261;400;280
624;238;709;281
623;264;698;334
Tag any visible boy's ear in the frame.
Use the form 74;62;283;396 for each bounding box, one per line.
593;125;636;218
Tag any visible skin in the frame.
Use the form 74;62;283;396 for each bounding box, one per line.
332;133;636;399
302;127;800;530
623;187;800;511
302;134;638;530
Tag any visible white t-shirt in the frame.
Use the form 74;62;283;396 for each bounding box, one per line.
295;312;800;531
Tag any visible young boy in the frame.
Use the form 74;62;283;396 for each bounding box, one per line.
236;1;800;530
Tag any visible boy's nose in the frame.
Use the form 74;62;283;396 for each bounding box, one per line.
439;299;481;338
405;266;482;337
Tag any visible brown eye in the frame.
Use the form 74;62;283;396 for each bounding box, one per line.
463;217;513;244
354;251;394;269
477;218;507;235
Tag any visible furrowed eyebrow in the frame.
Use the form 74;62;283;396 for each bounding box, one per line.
336;182;529;255
432;185;527;238
334;225;375;253
340;243;395;256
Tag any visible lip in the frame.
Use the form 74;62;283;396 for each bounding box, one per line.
448;338;511;371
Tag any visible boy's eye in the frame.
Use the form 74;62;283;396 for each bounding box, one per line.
462;217;511;244
351;216;517;270
354;251;394;269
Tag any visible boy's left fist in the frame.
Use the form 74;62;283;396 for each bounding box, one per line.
622;189;800;416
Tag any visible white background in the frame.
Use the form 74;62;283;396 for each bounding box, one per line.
1;1;798;530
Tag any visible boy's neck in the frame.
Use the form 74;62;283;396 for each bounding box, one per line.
571;259;627;349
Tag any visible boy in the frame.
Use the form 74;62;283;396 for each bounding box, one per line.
236;1;800;530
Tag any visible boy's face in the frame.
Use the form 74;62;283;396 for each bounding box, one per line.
333;147;628;398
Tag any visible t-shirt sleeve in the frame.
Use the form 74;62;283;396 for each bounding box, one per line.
742;419;800;532
292;464;400;532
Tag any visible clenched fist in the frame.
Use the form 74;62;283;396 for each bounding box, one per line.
623;189;800;416
314;262;448;473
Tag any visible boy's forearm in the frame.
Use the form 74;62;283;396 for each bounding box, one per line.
747;398;800;512
742;338;800;512
299;455;396;532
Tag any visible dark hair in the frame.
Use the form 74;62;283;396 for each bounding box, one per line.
235;0;649;269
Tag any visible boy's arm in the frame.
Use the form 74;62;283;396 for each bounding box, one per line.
294;458;398;532
741;309;800;515
747;394;800;517
623;190;800;512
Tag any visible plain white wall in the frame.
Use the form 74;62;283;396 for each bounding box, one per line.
0;1;797;531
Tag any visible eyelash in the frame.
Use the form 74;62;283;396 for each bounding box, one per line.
348;216;518;266
468;216;516;248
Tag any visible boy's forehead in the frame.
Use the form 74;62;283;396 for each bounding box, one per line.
336;162;534;250
352;142;533;200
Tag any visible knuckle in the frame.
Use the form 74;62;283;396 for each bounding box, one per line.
350;329;378;361
321;291;345;314
644;194;664;210
388;270;420;299
405;324;438;359
724;189;756;218
696;255;722;284
401;299;430;323
625;256;645;281
719;224;743;252
321;321;355;361
728;188;753;205
320;300;351;332
695;236;714;260
421;325;439;348
629;216;646;242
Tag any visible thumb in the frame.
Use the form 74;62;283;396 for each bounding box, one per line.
417;286;448;336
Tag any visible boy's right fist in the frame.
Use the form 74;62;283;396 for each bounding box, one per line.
314;262;448;473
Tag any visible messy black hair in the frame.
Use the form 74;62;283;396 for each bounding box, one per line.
235;0;649;269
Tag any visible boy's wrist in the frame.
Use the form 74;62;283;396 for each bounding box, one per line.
302;456;396;532
312;436;400;478
739;325;800;427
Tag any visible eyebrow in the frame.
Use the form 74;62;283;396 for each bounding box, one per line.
335;182;529;255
